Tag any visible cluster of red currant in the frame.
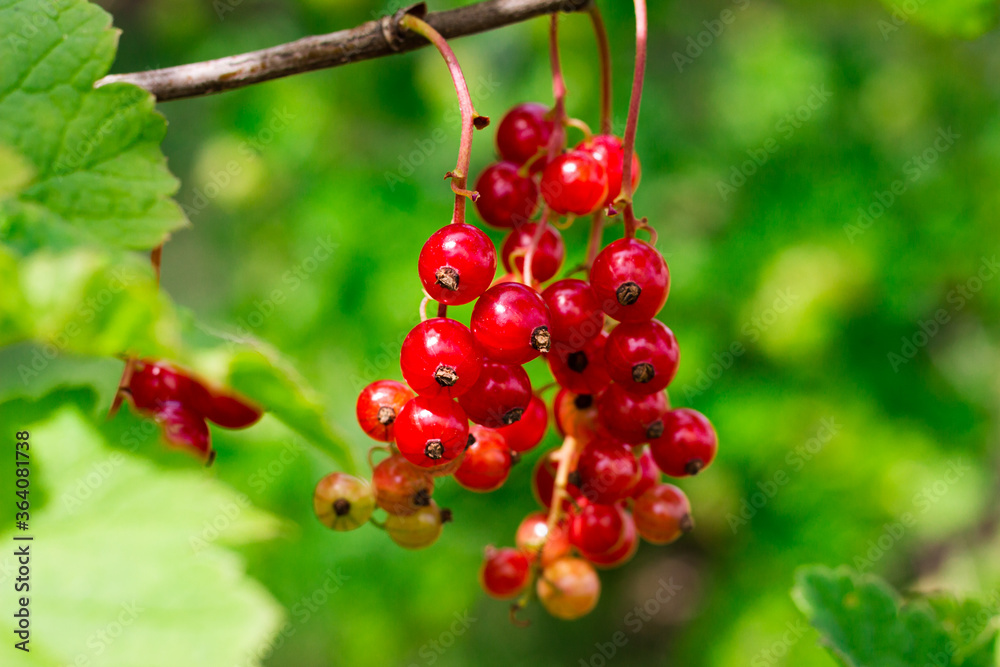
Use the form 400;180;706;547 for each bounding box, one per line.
120;360;263;463
312;89;718;620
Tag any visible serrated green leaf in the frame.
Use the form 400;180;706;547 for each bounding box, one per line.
793;566;954;667
0;401;284;666
0;0;187;252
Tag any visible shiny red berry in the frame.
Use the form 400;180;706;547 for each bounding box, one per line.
553;389;601;442
400;318;483;398
569;503;626;558
356;380;415;443
583;510;638;569
154;401;213;464
470;282;551;364
501;222;565;283
542;279;605;347
474;161;539;228
372;454;434;516
394;396;469;468
455;425;512;492
497;394;548;453
633;483;693;544
548;330;613;396
540;150;609;216
515;511;571;567
597;383;670;443
590;238;670;322
496;102;554;166
604;320;680;395
480;546;531;599
649;408;718;477
576;135;641;209
457;361;532;428
575;440;639;504
418;223;497;306
631;445;662;499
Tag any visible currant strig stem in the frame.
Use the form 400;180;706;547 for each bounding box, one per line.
545;14;568;160
588;5;613;136
544;435;580;539
585;212;604;268
522;208;551;286
399;14;484;228
621;0;647;239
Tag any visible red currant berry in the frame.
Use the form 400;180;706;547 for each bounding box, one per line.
455;426;512;492
474;162;539;228
372;454;434;516
575;440;639;504
418;223;497;306
471;283;551;364
129;360;211;412
313;472;376;531
649;408;718;476
497;394;548;453
153;402;213;464
576;135;641;209
356;380;415;443
553;389;600;442
384;501;451;549
400;318;483;398
548;330;613;396
597;383;670;443
496;102;554;166
633;483;693;544
501;222;565;283
515;512;571;567
480;546;531;599
394;396;469;468
540;150;609;216
537;557;601;620
604;320;680;395
532;448;582;509
584;510;638;569
199;391;262;429
426;452;467;478
631;446;662;499
457;361;532;428
590;238;670;322
542;279;604;347
569;502;626;555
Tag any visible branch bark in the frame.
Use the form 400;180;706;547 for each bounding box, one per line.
97;0;592;102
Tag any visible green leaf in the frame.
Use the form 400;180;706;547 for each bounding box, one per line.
793;566;1000;667
0;0;187;252
0;400;284;666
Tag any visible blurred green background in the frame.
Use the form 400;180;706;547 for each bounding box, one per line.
4;0;1000;664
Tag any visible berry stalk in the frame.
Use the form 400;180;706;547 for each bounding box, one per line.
522;208;551;286
621;0;647;238
400;14;485;227
545;14;568;159
544;435;580;539
588;5;613;136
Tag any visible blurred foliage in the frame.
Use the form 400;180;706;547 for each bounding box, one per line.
1;0;1000;665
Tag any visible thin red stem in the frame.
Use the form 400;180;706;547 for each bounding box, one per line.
588;5;613;136
586;212;604;268
401;14;482;227
621;0;647;238
522;208;551;286
546;14;568;159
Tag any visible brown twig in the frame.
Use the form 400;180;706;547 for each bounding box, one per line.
96;0;592;102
